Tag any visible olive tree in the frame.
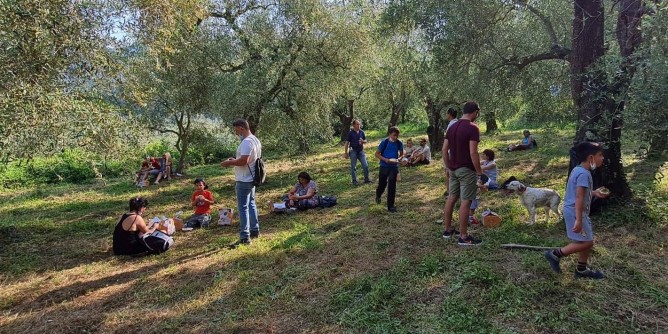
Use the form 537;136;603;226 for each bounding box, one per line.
0;0;134;163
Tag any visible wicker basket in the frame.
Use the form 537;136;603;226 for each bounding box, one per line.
482;215;501;228
173;217;184;231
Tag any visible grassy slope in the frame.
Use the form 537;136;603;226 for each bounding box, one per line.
0;127;666;333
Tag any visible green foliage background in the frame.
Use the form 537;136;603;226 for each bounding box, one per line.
1;0;666;186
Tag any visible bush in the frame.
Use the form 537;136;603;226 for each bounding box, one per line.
188;122;236;164
0;149;131;187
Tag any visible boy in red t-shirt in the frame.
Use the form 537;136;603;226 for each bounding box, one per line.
184;178;214;230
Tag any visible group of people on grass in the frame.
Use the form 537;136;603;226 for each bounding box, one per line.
440;101;608;278
115;109;610;279
134;152;173;187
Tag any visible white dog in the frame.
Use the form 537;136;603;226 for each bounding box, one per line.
506;180;561;225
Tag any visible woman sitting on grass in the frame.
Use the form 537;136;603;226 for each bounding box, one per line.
160;152;172;181
508;130;537;151
286;172;319;210
113;197;157;255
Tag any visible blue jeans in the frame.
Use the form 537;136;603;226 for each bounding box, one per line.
349;150;370;184
235;181;259;240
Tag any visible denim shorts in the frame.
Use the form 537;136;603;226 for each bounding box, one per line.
564;209;593;242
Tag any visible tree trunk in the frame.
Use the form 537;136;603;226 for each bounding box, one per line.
388;89;405;134
246;108;261;134
424;97;445;153
174;110;192;174
176;135;189;174
485;110;499;134
388;104;401;133
337;99;354;143
649;135;667;159
571;0;606;141
570;0;639;199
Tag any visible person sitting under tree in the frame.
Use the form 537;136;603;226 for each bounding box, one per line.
508;130;537;151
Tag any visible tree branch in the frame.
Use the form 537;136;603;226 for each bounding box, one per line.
490;1;571;71
515;0;560;46
497;44;571;70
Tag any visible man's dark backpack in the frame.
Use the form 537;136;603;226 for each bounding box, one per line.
251;158;266;186
247;136;266;186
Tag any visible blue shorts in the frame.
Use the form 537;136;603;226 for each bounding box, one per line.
564;210;593;242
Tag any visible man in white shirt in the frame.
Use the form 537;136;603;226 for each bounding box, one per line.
410;138;431;165
221;119;261;247
443;108;458;196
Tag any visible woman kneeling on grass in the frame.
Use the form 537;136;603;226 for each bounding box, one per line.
113;197;158;255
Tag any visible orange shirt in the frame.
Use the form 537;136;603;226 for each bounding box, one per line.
192;190;213;215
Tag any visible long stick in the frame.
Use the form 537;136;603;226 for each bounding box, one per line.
501;243;554;251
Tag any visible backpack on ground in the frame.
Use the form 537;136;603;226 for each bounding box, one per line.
319;195;337;208
142;230;174;254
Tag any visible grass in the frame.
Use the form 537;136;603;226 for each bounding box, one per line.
1;127;667;333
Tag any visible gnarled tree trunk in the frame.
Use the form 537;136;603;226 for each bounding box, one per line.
485;110;499;134
424;96;445;153
570;0;641;199
335;99;354;143
388;88;406;134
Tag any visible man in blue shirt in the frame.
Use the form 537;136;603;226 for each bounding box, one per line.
344;119;372;186
375;126;404;212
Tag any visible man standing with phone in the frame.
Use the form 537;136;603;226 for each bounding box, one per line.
221;119;261;247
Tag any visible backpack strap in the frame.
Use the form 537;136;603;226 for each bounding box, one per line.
379;138;402;159
380;138;390;156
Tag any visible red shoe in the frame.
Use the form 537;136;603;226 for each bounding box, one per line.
469;216;480;225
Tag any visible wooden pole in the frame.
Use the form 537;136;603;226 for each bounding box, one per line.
501;243;555;251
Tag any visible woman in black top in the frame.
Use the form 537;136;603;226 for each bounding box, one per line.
113;197;156;255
